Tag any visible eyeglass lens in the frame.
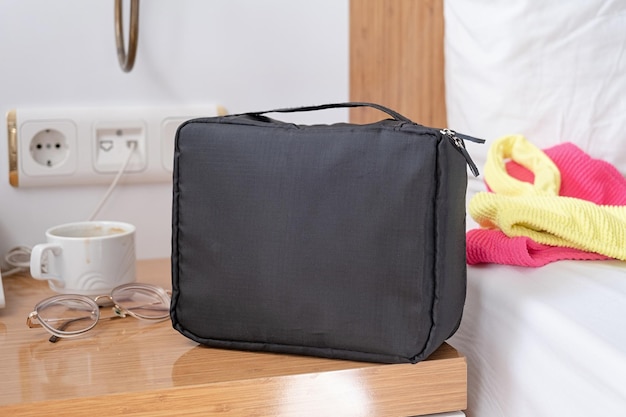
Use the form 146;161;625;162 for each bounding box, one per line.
36;297;99;336
111;285;170;320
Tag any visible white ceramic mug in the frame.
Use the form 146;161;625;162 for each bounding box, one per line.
30;221;136;295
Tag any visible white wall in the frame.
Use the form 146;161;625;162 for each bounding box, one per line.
0;0;349;260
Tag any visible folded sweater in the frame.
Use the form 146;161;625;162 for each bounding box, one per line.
467;134;626;266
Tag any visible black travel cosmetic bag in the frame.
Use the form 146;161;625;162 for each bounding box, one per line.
170;102;482;363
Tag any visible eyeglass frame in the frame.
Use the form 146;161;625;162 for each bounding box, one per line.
27;282;171;343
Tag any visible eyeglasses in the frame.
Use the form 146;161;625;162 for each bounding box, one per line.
27;283;171;343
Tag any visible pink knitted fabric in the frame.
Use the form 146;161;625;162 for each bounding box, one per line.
467;142;626;266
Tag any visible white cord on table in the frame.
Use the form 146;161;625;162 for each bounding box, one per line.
2;246;32;276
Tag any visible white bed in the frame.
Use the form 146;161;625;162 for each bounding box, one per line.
443;1;626;416
448;180;626;416
450;258;626;416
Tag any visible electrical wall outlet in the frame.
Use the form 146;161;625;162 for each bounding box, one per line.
7;106;225;187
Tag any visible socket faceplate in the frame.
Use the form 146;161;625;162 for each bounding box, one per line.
22;120;77;176
29;128;70;167
7;106;225;187
93;122;147;173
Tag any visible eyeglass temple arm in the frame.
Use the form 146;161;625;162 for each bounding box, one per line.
45;302;168;343
47;314;124;343
26;312;102;343
113;300;170;319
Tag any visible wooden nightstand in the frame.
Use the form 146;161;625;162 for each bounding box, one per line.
0;259;466;416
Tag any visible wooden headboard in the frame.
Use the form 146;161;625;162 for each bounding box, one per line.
349;0;446;128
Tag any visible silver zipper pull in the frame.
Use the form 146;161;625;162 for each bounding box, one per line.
440;129;484;177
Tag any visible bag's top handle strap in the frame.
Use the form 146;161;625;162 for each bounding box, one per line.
238;101;484;177
244;102;414;123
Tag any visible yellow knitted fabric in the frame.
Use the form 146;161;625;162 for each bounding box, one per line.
469;135;626;260
483;134;561;196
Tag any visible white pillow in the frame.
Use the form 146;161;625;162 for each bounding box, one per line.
444;0;626;177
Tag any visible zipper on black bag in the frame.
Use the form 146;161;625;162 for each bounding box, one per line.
440;128;484;177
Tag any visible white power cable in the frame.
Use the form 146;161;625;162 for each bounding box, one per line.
88;141;137;221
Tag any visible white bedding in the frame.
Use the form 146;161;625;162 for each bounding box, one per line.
450;182;626;416
444;1;626;414
444;0;626;177
450;260;626;416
